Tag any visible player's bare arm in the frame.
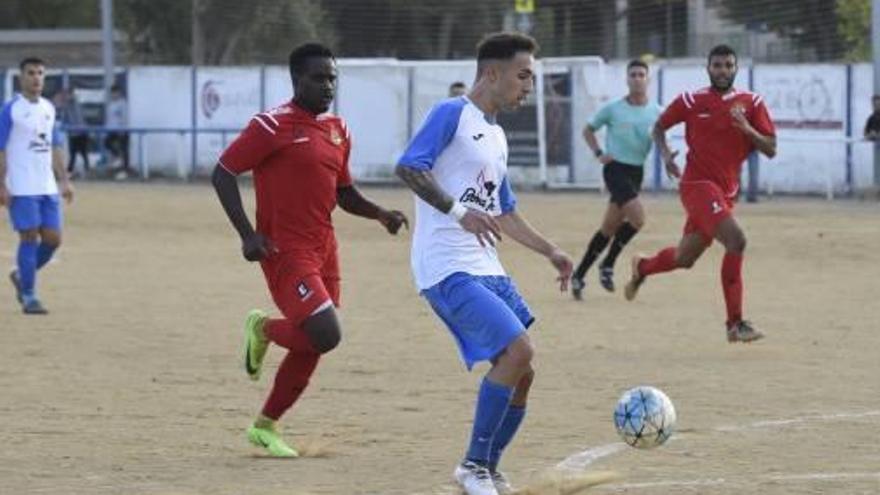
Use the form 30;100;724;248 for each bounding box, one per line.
211;164;277;261
395;164;502;246
730;106;777;158
652;123;681;178
336;185;409;235
52;147;73;203
496;211;573;291
583;124;612;165
0;150;8;206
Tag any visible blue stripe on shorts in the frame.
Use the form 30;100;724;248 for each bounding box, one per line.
9;195;62;232
422;272;535;370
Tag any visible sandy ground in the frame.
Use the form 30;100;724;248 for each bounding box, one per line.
0;183;878;495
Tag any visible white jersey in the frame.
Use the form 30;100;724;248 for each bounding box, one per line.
0;94;62;196
105;98;128;129
398;96;518;290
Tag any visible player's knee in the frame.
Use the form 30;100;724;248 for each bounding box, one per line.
676;254;697;269
630;217;645;231
727;233;746;253
19;230;39;242
311;326;341;354
505;338;534;370
41;232;61;247
303;308;342;354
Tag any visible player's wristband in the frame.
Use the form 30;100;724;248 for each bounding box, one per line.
594;148;604;158
447;201;467;221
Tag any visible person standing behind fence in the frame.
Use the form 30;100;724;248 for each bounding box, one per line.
105;84;131;180
449;81;468;97
0;57;74;314
60;88;91;178
570;59;661;300
864;95;880;140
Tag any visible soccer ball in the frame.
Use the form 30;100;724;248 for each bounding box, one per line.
613;386;676;449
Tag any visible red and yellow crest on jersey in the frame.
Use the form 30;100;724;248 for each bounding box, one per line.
330;127;343;146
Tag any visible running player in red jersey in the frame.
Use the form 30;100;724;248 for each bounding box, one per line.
624;45;776;343
211;43;408;456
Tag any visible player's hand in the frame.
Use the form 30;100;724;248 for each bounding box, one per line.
378;209;409;235
548;247;574;292
599;155;614;165
60;181;74;204
663;150;681;179
730;105;753;134
241;232;278;262
0;184;8;207
459;208;502;247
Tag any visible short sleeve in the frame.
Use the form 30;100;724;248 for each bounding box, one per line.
218;115;280;175
656;93;690;130
587;103;612;130
499;175;517;214
397;98;465;170
0;102;12;151
750;96;775;137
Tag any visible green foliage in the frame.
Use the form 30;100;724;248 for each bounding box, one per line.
837;0;870;61
0;0;99;29
718;0;844;61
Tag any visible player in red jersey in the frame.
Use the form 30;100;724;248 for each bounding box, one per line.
624;44;776;343
212;43;408;456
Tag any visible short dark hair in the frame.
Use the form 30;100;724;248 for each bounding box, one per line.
707;44;737;64
627;59;649;72
19;57;45;71
476;32;538;62
873;94;880;101
288;43;334;83
449;81;466;90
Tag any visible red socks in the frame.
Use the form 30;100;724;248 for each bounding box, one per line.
260;319;321;420
639;247;678;276
264;318;315;353
721;252;744;325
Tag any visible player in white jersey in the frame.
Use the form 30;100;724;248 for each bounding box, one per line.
396;33;573;495
0;57;74;314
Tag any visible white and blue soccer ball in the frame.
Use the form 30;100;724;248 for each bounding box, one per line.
613;386;676;449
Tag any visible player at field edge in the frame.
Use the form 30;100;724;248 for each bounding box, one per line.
212;43;408;457
571;59;661;300
396;32;574;495
1;57;74;315
625;44;777;343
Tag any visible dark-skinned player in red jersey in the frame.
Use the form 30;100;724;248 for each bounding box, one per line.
623;44;777;344
211;43;409;456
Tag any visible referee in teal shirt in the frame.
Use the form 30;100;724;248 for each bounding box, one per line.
572;59;661;300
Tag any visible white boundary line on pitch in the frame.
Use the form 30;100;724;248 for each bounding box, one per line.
556;442;628;471
714;410;880;432
604;472;880;491
554;409;880;474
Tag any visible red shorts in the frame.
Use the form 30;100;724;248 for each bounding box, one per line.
260;247;340;326
680;181;735;242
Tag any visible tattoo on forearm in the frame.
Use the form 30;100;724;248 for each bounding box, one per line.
396;166;453;213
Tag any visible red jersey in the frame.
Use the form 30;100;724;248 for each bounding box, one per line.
657;87;775;198
219;101;353;252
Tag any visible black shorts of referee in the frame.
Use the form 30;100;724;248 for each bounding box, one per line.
602;160;644;207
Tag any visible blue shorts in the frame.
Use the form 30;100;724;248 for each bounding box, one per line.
8;195;62;232
422;272;535;370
